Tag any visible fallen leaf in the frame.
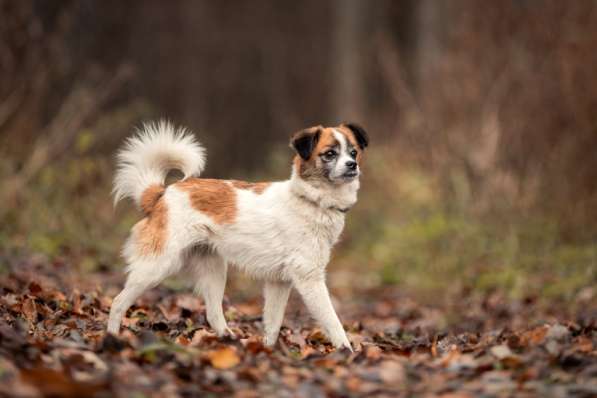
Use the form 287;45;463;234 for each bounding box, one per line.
22;298;37;323
490;345;513;360
28;282;42;295
378;360;405;384
20;367;106;397
520;325;548;346
157;302;180;322
345;376;362;392
70;290;82;315
574;335;593;353
208;347;240;369
190;329;217;346
306;329;329;344
439;345;461;367
300;345;319;360
490;345;522;368
365;345;382;360
286;331;307;349
241;336;269;354
546;324;570;342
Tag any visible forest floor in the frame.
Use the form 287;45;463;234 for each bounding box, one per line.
0;256;595;398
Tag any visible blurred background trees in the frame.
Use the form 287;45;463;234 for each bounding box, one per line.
1;0;595;301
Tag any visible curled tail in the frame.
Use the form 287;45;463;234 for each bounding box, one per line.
113;120;206;210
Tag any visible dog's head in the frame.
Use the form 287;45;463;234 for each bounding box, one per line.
290;123;369;184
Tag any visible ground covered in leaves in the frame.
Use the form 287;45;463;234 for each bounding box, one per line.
0;257;595;398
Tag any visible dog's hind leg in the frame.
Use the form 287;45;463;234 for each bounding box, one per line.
190;254;231;337
263;280;291;346
107;258;177;334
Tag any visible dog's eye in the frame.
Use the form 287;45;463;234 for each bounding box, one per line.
322;150;337;160
350;149;357;158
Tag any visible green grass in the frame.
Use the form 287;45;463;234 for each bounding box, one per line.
335;151;597;302
1;153;135;271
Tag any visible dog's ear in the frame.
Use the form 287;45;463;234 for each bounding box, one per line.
290;126;322;160
343;122;369;150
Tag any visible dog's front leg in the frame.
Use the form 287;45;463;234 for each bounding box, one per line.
292;275;352;350
262;280;291;346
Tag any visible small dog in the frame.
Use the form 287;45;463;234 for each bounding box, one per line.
107;121;369;349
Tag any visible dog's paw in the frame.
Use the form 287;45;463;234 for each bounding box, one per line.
106;322;120;335
338;341;353;353
332;335;353;352
216;327;237;340
263;334;278;347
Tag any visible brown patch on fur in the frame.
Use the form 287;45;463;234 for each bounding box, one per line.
135;186;168;256
176;178;237;224
229;180;271;194
293;127;340;179
314;128;340;154
335;125;364;163
140;185;166;215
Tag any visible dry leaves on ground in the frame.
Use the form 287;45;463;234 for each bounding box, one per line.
0;258;595;397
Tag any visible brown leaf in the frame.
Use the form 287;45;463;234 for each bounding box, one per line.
312;357;338;369
306;329;329;345
190;329;217;346
300;345;319;360
285;331;307;349
241;336;269;354
22;298;37;323
490;345;513;360
490;345;522;368
439;345;461;367
431;335;439;357
61;349;109;382
345;376;363;392
20;367;105;398
28;282;42;295
208;347;240;369
365;345;382;360
0;357;39;397
176;335;191;346
574;335;593;353
520;325;548;346
235;302;261;316
70;290;82;315
238;366;263;382
157;302;180;322
378;360;405;384
348;332;364;351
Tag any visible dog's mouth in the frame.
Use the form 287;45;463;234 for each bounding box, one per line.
341;171;358;180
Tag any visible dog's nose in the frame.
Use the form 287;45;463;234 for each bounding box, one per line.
346;161;357;170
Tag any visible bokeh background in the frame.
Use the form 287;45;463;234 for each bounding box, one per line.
1;0;596;305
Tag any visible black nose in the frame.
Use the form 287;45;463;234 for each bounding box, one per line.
346;161;357;170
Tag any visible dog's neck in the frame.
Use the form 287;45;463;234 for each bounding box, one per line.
288;168;360;214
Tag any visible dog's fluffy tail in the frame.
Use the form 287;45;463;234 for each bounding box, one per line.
113;120;206;208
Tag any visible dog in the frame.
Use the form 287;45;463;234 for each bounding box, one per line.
107;120;369;350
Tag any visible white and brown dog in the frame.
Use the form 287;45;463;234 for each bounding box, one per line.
107;121;369;350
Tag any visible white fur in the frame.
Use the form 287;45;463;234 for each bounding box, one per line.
112;120;206;207
331;130;350;179
108;123;360;350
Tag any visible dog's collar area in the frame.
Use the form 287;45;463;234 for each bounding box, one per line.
296;194;351;214
330;205;351;213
